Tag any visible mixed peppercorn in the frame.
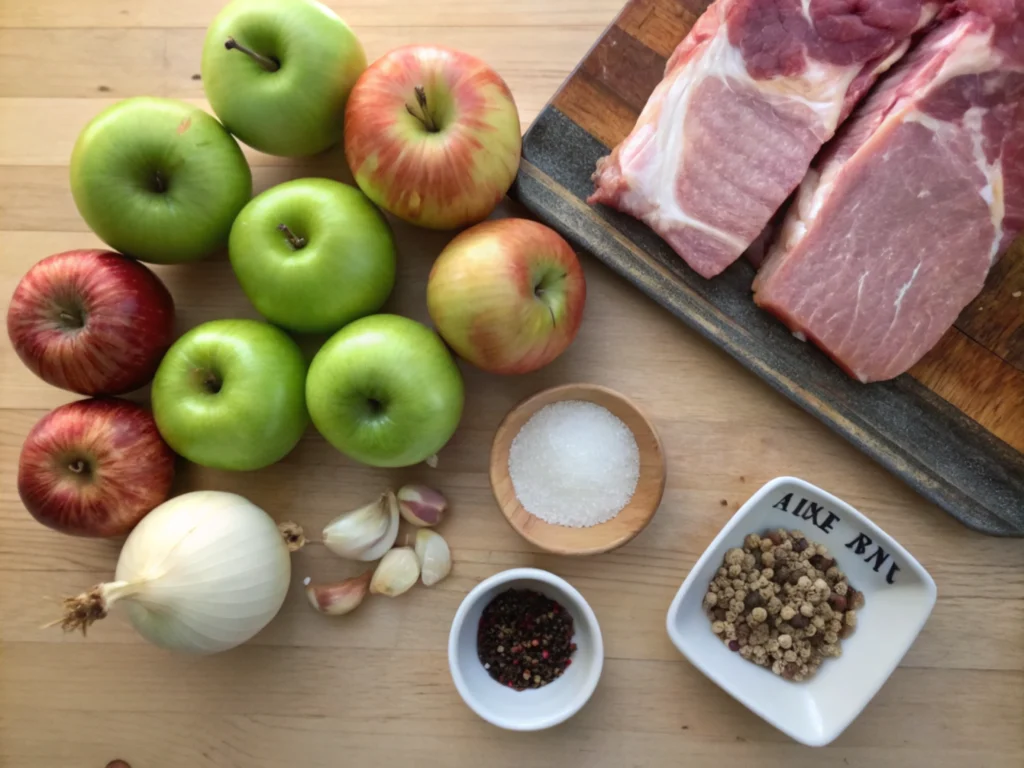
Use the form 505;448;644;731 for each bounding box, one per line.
704;528;864;681
477;588;576;690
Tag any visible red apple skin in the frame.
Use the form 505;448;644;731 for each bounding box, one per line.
17;398;175;538
7;250;176;395
344;45;521;230
427;219;586;374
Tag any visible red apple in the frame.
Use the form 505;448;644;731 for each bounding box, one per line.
426;219;586;374
18;398;175;537
7;250;175;395
344;45;522;230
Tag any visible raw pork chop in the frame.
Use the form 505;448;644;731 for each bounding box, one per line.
754;4;1024;383
588;0;941;279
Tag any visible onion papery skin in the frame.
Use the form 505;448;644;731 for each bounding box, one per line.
112;491;291;654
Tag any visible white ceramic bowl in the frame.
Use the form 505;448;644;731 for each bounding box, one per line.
666;477;937;747
448;568;604;730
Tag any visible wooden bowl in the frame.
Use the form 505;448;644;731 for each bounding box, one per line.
489;383;666;556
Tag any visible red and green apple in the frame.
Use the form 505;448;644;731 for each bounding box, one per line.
344;45;522;230
426;218;586;374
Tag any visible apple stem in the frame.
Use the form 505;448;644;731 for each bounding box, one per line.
277;224;306;250
68;459;87;475
405;86;438;132
533;286;557;326
59;310;84;329
224;37;280;73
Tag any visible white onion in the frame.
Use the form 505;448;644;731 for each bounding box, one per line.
60;491;295;654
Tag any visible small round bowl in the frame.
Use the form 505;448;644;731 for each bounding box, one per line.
489;383;666;556
448;568;604;731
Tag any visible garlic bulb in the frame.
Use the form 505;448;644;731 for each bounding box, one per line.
322;491;399;561
304;571;372;616
414;529;452;586
57;491;296;654
370;547;419;597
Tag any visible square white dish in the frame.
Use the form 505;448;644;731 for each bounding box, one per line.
666;476;937;747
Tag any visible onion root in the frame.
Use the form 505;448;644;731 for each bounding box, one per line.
56;586;109;635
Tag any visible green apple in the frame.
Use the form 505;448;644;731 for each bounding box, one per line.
201;0;367;157
306;314;464;467
70;98;252;264
229;179;396;333
152;319;308;470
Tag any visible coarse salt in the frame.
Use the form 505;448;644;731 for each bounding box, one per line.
508;400;640;528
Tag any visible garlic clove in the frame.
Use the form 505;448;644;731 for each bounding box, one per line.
322;492;396;560
369;547;420;597
397;484;447;527
414;529;452;587
355;491;400;562
425;454;439;468
304;571;372;616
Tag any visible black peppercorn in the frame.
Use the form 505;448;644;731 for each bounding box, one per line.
477;589;576;691
810;554;835;571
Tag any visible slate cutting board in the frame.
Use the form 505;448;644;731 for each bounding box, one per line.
510;0;1024;536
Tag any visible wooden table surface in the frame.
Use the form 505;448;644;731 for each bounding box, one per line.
1;1;1022;766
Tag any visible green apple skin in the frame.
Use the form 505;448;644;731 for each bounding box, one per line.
151;319;309;471
70;98;252;264
229;179;396;333
306;314;464;467
201;0;367;157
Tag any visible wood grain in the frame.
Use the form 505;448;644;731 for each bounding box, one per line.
489;383;666;555
956;241;1024;371
1;1;1023;766
910;329;1024;441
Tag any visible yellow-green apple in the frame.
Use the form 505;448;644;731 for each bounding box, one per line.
202;0;367;157
151;319;308;471
18;398;174;538
344;45;521;230
7;250;175;395
426;219;586;374
306;314;464;467
70;98;252;264
229;179;396;333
